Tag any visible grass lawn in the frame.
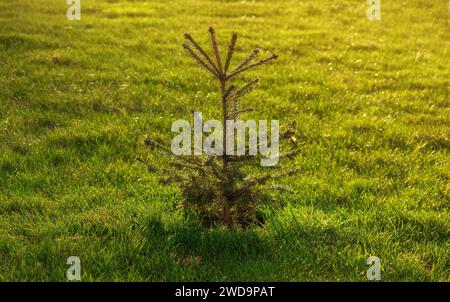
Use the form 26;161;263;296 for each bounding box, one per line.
0;0;449;281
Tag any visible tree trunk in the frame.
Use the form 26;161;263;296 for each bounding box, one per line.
222;199;232;228
219;79;233;228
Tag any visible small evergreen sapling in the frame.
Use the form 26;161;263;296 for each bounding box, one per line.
140;27;299;228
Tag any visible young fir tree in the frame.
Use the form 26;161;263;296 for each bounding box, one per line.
140;27;299;228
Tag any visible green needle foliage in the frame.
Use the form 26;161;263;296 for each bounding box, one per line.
142;27;299;228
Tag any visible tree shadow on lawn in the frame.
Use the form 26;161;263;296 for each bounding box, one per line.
141;211;368;281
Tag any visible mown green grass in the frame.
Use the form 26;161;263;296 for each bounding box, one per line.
0;0;449;281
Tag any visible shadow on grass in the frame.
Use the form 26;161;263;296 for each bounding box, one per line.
138;211;362;280
137;213;277;280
